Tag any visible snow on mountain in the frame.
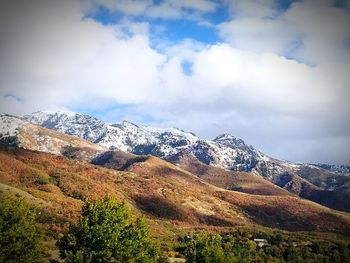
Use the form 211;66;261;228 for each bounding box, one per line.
29;110;350;183
1;113;105;157
311;163;350;176
26;110;109;143
0;113;26;138
24;110;278;175
214;133;252;152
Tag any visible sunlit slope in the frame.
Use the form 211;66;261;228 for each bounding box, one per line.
1;147;350;237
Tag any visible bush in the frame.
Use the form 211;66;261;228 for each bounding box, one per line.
183;233;226;263
57;196;159;262
0;194;44;263
35;177;50;185
0;136;18;146
61;146;80;159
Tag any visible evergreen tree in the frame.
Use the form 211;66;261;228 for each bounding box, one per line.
57;196;158;263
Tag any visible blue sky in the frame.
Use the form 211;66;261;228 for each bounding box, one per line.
0;0;350;164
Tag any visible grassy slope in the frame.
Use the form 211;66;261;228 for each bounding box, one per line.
167;153;350;213
17;121;105;160
167;153;291;196
1;147;350;238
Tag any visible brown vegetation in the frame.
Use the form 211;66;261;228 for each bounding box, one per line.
1;146;350;239
167;153;291;196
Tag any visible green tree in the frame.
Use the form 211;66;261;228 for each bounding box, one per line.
57;196;158;263
184;233;226;263
0;194;44;263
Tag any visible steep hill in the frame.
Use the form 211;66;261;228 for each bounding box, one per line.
1;147;350;237
165;152;291;196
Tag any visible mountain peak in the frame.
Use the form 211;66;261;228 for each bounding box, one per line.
214;133;237;141
121;120;140;128
213;133;254;154
30;109;78;117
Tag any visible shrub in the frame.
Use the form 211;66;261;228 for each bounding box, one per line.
0;136;18;146
61;146;80;159
183;233;226;263
35;177;50;185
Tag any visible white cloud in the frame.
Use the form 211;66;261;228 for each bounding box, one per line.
145;0;217;20
218;17;298;54
227;0;277;18
0;0;166;114
218;0;350;64
284;0;350;64
0;0;349;164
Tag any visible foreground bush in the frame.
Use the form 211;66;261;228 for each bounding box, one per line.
57;196;158;262
0;194;44;263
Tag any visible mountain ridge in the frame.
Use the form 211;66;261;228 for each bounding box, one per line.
24;110;277;174
23;110;350;178
2;110;350;212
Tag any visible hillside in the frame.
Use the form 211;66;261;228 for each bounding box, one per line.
165;152;291;196
1;147;350;237
275;172;350;212
2;111;349;213
0;113;105;161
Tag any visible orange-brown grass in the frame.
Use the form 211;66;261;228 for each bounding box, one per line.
169;153;290;196
1;147;350;239
16;121;105;160
126;156;350;235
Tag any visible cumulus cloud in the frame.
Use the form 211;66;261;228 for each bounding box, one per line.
0;0;167;113
218;0;350;64
0;0;349;164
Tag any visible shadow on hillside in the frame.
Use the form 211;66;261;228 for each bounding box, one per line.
91;151;148;170
241;205;316;231
198;214;235;227
133;195;188;221
133;195;236;227
303;190;350;213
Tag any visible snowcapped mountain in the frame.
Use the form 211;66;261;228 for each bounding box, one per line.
22;110;349;184
26;110;109;143
0;113;104;158
25;111;199;153
24;110;276;174
22;111;298;179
